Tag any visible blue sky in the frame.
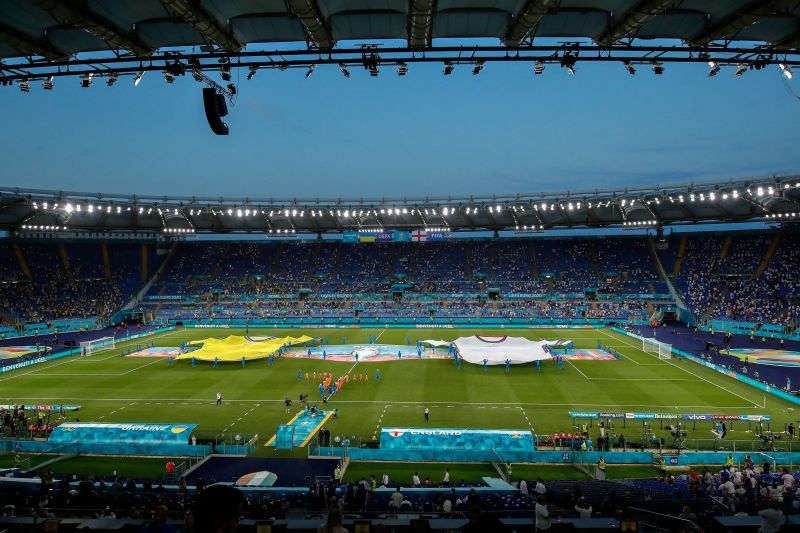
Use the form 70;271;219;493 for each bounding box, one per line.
1;55;798;198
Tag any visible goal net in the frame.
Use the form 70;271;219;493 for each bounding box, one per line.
79;336;115;356
643;338;672;360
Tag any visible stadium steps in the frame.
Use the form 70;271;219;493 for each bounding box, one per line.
11;243;32;280
672;236;688;277
754;229;783;280
527;241;539;277
386;244;395;279
57;244;74;282
718;236;733;266
209;243;231;282
587;241;602;280
464;243;473;279
488;242;497;281
101;242;112;280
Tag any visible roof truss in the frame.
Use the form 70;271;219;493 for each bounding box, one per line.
285;0;333;50
690;0;800;46
0;21;66;60
409;0;434;48
158;0;243;52
28;0;152;56
504;0;556;46
596;0;675;47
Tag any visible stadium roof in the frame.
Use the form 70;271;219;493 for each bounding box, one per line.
1;0;799;61
1;0;799;86
2;174;800;236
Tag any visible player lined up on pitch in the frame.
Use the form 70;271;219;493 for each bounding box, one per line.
294;369;378;400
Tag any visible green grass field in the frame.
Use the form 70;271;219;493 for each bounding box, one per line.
0;327;793;459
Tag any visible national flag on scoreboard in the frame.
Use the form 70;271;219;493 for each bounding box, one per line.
359;235;376;243
411;230;427;242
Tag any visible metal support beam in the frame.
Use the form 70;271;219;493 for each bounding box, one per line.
28;0;152;56
689;0;799;47
0;22;66;59
504;0;556;46
285;0;334;50
159;0;243;52
596;0;674;47
409;0;434;48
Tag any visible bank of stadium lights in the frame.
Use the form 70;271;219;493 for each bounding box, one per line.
43;76;54;90
708;61;720;77
623;220;658;227
21;225;68;231
267;229;295;234
18;80;29;93
305;65;316;79
163;228;195;234
473;61;484;75
163;72;175;84
106;73;118;87
246;66;258;81
534;61;545;75
780;63;794;80
766;212;799;220
735;64;748;77
80;73;92;88
133;71;144;86
397;62;408;76
517;225;544;231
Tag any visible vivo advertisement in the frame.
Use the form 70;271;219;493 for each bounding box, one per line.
380;427;535;452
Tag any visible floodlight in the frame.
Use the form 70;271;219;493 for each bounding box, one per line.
397;62;408;76
305;64;316;79
80;73;93;87
133;71;145;86
106;73;118;86
707;61;720;77
164;72;175;84
652;62;664;75
19;80;29;93
246;66;257;80
534;61;545;75
43;76;54;90
339;63;350;78
472;61;484;75
780;63;793;80
443;62;454;76
735;64;747;77
623;61;635;75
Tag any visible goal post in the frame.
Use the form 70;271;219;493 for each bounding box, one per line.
79;336;115;356
643;337;672;359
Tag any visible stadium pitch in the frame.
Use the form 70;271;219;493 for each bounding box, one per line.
0;327;789;455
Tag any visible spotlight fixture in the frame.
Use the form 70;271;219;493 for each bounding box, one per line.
367;61;379;77
133;70;144;86
80;73;92;87
305;64;316;79
106;73;117;86
534;60;545;75
246;66;257;80
707;61;720;77
560;52;577;75
397;62;408;76
220;66;231;81
42;76;54;90
472;61;484;75
18;80;29;93
443;61;454;76
339;63;350;78
735;63;747;77
164;72;175;84
780;63;793;80
652;62;664;75
623;60;636;75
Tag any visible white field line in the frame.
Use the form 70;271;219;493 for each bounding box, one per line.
0;329;183;382
601;329;761;408
0;396;764;410
566;360;590;380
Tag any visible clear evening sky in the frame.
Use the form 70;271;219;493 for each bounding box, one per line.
1;45;798;199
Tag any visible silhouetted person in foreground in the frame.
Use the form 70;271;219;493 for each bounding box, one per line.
192;484;245;533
